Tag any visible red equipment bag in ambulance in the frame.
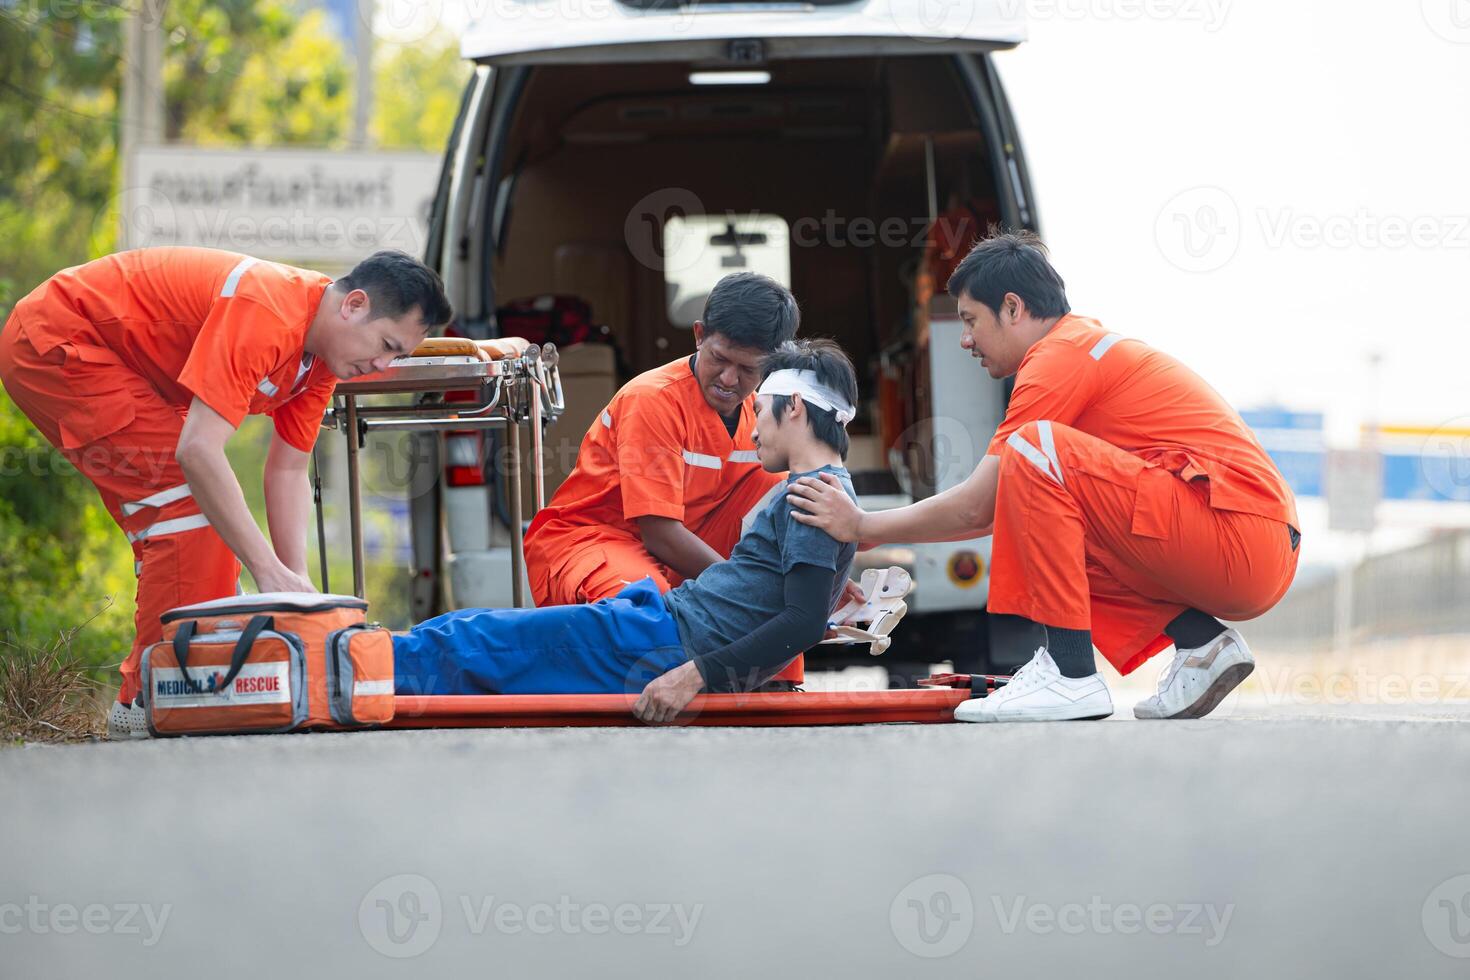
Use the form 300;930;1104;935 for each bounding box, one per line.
139;593;395;736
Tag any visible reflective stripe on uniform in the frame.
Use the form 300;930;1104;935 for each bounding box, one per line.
1089;332;1123;361
220;257;258;297
1035;420;1064;488
1006;429;1063;486
121;482;193;517
265;357;312;403
353;679;394;697
601;410;612;428
727;450;759;464
682;450;721;469
126;512;212;544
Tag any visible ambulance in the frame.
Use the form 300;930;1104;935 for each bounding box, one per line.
410;0;1038;678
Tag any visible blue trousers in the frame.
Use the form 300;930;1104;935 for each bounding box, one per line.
392;578;689;695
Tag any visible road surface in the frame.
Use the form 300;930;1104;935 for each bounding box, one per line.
4;697;1470;978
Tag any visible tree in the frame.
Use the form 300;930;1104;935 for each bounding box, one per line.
373;28;470;151
0;4;132;666
178;7;352;146
0;0;122;303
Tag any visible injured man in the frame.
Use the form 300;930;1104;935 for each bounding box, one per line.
392;338;861;724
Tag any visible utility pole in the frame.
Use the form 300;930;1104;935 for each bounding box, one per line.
353;2;375;148
119;2;165;248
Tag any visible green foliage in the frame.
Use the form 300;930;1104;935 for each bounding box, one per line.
0;6;131;665
179;8;353;147
373;29;470;151
159;0;301;141
0;0;122;306
0;396;136;675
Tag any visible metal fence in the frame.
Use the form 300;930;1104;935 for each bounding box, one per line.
1241;529;1470;651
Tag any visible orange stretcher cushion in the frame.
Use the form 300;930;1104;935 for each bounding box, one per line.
387;689;970;728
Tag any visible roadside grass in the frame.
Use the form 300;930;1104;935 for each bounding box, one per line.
0;618;111;743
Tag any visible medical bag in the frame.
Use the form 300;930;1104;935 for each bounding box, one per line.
139;593;395;736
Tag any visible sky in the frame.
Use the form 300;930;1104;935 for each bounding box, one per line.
993;0;1470;444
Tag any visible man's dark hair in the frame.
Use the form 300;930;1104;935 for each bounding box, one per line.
946;230;1070;320
760;338;859;460
338;250;453;329
702;272;800;351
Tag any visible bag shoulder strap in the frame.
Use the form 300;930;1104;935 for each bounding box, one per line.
171;615;275;696
217;615;275;692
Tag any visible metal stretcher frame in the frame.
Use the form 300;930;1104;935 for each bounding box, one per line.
387;689;972;728
320;347;565;607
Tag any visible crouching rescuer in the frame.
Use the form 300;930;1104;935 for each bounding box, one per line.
786;233;1301;722
391;339;862;723
0;247;452;738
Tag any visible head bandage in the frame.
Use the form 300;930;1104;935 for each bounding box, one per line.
758;369;855;425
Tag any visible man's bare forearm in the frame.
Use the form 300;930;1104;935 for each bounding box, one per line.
635;515;725;580
178;444;279;576
860;456;998;545
264;440;311;576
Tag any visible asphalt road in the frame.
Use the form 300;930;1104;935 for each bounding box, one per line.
5;698;1470;979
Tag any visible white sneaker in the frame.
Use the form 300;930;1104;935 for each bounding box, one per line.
107;698;151;740
954;647;1113;722
1134;628;1254;720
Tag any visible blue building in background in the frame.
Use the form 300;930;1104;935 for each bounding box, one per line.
1241;408;1470;505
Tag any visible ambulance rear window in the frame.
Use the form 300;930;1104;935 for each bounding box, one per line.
664;212;791;328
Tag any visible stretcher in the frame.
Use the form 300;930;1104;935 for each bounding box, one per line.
385;676;1009;728
380;565;1008;728
387;689;973;728
317;339;564;606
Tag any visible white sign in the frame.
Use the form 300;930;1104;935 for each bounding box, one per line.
150;661;292;709
121;146;442;266
1326;448;1382;533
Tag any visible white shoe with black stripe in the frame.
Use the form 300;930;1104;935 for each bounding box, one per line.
954;647;1113;722
1134;628;1254;720
106;698;151;740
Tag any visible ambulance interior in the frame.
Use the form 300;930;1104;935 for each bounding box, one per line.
486;54;1005;506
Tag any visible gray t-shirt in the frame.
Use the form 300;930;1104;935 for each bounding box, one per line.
664;464;858;657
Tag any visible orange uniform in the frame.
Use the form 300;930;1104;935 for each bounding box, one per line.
985;314;1300;675
0;247;335;703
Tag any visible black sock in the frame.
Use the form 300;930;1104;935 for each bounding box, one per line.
1041;625;1096;678
1165;608;1227;649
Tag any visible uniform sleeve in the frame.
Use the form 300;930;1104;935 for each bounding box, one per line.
779;497;846;573
615;395;688;522
985;344;1101;457
269;372;337;453
176;295;292;428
